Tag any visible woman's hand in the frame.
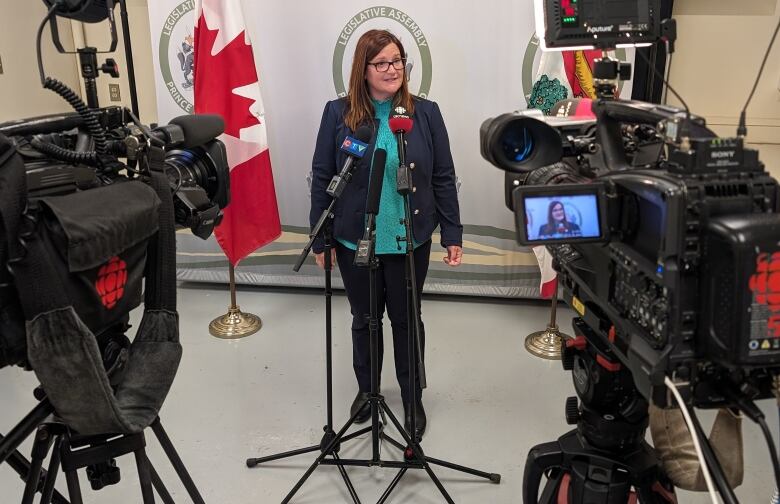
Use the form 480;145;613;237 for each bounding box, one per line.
443;245;462;267
315;249;338;269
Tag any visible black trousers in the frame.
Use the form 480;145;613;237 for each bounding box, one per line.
336;240;431;405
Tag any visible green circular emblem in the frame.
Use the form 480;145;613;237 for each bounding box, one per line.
158;0;196;114
522;33;628;106
332;6;432;99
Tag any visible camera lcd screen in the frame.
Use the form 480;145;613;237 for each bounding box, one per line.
524;194;601;241
512;183;608;245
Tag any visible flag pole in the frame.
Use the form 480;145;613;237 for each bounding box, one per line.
525;280;571;359
209;263;262;339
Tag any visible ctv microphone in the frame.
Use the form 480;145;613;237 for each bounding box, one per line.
355;148;387;267
327;125;373;198
388;107;413;195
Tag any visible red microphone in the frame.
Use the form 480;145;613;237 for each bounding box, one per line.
388;107;413;194
549;98;596;119
388;106;414;134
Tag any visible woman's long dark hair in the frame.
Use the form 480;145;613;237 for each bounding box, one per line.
546;200;566;230
344;29;415;132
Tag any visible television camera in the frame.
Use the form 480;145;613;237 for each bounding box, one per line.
0;1;229;502
481;0;780;502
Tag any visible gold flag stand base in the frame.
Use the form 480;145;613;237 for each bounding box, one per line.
209;264;262;339
526;281;571;360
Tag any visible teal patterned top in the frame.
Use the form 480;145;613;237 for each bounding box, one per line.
337;98;420;254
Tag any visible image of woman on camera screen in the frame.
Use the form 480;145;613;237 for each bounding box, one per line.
537;200;581;239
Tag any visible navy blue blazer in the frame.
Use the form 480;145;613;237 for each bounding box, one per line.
310;97;463;253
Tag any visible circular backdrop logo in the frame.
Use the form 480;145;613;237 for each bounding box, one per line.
159;0;196;113
521;33;628;106
332;6;432;99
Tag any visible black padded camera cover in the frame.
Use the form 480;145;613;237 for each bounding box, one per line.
36;181;160;334
0;132;183;434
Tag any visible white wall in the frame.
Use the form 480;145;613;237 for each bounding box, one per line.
668;0;780;177
0;0;81;122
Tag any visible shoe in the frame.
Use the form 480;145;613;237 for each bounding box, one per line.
404;397;426;441
350;391;371;424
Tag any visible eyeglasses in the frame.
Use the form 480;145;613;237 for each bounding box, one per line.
367;58;406;72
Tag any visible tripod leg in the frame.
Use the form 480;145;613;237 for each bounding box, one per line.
22;426;55;504
135;450;157;504
39;436;63;504
280;408;362;504
64;468;83;504
377;469;407;504
382;434;500;482
0;399;53;466
379;403;454;504
147;460;175;504
150;419;205;504
331;452;361;504
247;444;322;466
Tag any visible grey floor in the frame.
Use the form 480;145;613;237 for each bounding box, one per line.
0;283;776;503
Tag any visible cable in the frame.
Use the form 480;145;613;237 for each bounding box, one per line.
664;377;719;504
635;48;690;119
36;1;61;86
662;53;673;106
758;415;780;498
737;14;780;137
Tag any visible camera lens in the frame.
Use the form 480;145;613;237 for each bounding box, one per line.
164;140;230;210
500;123;534;163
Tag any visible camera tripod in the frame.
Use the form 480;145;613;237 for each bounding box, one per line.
0;394;205;504
523;319;677;504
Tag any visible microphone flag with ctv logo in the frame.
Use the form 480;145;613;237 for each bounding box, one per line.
194;0;281;265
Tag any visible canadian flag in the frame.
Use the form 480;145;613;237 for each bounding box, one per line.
194;0;281;265
533;246;557;299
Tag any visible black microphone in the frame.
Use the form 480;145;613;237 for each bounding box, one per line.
326;125;372;198
156;114;225;148
355;148;387;267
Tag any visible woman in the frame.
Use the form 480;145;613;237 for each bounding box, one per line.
309;30;462;440
537;200;580;238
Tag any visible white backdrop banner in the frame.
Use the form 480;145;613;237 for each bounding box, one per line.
147;0;634;297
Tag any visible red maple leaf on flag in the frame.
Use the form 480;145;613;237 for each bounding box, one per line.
193;10;281;266
193;23;259;137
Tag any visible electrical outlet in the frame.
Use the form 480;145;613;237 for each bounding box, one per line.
109;83;121;102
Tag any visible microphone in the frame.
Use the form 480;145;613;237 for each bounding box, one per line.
355;148;387;267
388;107;413;195
326;125;372;198
155;114;225;149
549;98;596;119
388;107;414;136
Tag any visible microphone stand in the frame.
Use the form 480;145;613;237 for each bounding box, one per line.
249;146;501;503
246;165;366;504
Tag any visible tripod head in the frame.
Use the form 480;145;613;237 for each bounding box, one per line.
523;318;674;504
562;318;649;452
